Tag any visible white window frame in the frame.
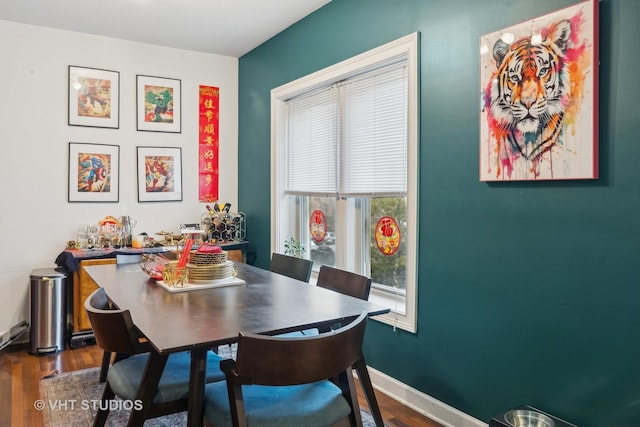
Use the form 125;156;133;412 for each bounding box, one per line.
271;32;419;333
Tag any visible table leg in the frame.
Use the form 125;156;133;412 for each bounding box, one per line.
354;355;384;427
187;348;208;427
128;351;168;427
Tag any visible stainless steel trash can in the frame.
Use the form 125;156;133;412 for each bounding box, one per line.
30;268;67;354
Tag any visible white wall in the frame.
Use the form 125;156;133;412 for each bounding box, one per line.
0;20;239;337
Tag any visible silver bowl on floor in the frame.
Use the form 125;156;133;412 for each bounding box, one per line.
504;409;555;427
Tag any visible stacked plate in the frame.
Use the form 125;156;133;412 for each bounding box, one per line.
190;251;228;266
187;261;235;284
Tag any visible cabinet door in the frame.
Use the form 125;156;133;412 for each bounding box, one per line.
73;258;116;332
227;249;244;263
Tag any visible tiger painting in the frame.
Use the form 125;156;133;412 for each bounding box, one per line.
491;20;571;162
480;2;596;181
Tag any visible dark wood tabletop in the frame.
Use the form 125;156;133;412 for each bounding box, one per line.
84;261;390;427
85;262;389;353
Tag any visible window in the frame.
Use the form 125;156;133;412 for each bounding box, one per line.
271;33;419;333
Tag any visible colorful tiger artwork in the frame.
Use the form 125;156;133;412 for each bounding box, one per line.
480;4;594;181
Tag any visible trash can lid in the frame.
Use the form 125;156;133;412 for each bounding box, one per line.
30;268;67;279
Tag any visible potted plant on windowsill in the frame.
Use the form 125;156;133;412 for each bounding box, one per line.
283;237;306;259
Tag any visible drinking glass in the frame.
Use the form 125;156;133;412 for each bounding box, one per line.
87;225;99;249
77;225;89;249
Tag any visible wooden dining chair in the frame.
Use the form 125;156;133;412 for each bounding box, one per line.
202;311;369;427
269;252;313;282
317;265;372;301
85;288;226;426
280;265;372;338
314;265;373;334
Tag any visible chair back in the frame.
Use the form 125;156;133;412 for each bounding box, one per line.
317;265;372;300
228;311;368;386
270;252;313;282
85;288;148;355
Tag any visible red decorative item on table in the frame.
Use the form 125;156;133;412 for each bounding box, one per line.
196;244;222;254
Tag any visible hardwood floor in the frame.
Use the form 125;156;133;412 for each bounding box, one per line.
0;342;442;427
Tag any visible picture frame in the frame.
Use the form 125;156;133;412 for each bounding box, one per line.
136;75;182;133
68;142;120;203
137;146;183;202
479;0;598;181
68;66;120;128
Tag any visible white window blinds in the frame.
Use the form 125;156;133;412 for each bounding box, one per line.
341;62;408;196
286;57;408;197
286;87;338;195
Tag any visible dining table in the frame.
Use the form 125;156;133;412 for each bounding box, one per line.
84;261;391;427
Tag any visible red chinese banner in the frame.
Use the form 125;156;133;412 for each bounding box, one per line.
198;86;219;202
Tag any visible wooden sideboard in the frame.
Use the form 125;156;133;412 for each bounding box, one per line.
72;258;116;334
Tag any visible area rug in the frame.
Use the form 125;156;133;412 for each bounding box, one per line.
39;366;384;426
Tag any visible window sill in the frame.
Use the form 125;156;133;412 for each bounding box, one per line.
368;288;415;333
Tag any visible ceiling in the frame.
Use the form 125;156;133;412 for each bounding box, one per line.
0;0;331;57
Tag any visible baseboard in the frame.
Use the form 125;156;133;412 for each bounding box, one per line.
0;321;30;351
0;329;9;350
365;366;488;427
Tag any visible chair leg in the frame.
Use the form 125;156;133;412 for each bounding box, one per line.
99;351;130;382
128;352;168;427
226;381;248;427
99;351;112;383
353;356;384;427
93;382;115;427
335;369;363;427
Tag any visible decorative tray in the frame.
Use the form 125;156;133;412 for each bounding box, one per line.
155;277;245;293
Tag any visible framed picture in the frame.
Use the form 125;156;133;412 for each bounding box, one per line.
137;146;183;202
68;142;120;202
68;66;119;128
479;0;598;181
136;75;182;133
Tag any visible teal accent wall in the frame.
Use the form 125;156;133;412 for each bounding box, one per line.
238;0;640;425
